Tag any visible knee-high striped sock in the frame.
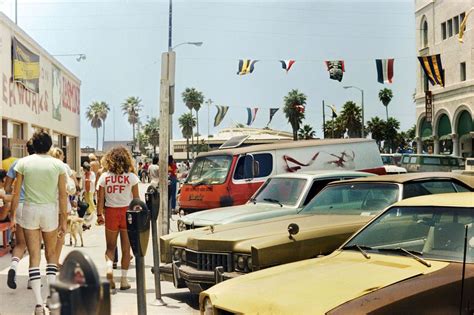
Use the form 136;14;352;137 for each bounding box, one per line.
29;268;43;306
46;264;58;287
10;257;20;271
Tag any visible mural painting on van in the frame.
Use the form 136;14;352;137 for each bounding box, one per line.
283;150;355;172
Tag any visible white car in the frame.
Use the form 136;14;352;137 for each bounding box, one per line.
177;170;375;231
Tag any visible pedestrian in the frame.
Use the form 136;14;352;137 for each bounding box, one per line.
137;161;143;182
5;140;35;290
96;146;139;291
168;155;178;214
10;131;68;314
82;162;96;226
148;156;159;187
2;146;17;172
142;161;149;183
50;148;79;265
0;169;11;221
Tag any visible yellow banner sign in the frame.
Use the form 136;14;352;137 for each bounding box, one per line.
12;37;40;93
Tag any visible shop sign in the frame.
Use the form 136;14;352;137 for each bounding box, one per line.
425;91;433;123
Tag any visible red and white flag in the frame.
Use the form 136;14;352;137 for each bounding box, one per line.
280;59;295;73
376;59;394;84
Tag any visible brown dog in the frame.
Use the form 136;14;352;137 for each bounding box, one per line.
67;216;84;247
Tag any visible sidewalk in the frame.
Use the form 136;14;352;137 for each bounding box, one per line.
0;183;199;315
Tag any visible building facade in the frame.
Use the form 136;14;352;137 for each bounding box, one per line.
0;13;81;169
415;0;473;158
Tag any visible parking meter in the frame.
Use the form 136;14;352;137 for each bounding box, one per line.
145;185;160;222
127;199;151;315
127;199;151;257
49;251;110;315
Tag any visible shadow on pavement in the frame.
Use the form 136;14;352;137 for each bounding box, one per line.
163;291;199;309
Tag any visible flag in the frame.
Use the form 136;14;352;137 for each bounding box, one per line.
237;59;258;75
418;55;445;87
459;9;473;43
327;104;338;118
325;60;345;81
294;105;305;113
280;59;295;72
246;108;258;126
214;105;229;127
267;108;279;126
12;37;40;93
375;59;394;84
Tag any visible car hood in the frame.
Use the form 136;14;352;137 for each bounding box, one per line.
181;203;297;226
170;214;371;253
202;251;449;315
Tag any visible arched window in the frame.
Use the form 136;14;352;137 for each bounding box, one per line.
422;19;428;47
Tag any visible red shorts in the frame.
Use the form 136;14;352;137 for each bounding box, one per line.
105;206;128;231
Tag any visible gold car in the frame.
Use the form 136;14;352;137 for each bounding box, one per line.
200;193;474;315
160;173;473;294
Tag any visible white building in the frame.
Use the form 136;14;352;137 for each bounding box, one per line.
415;0;473;157
0;13;81;169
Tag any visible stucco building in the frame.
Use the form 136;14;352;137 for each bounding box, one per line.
0;13;81;169
415;0;473;157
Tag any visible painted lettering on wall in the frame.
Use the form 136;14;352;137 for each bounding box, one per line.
2;73;48;115
62;76;80;115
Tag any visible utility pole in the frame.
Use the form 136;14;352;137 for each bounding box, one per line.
15;0;17;24
322;100;326;139
206;98;212;139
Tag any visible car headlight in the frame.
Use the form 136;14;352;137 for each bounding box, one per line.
172;247;183;262
177;220;187;231
233;254;252;272
202;297;214;315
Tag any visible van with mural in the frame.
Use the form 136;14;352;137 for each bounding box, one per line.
179;138;385;213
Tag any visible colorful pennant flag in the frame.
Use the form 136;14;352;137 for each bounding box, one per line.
237;59;258;75
418;55;445;87
327;104;338;118
246;108;259;126
267;108;279;126
459;9;473;43
325;60;345;82
280;59;295;73
294;105;305;113
375;59;394;84
214;105;229;127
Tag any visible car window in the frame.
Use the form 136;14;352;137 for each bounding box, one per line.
346;206;474;263
234;153;273;180
422;157;441;165
303;178;336;205
403;180;459;199
300;183;399;215
402;156;410;164
453;182;471;192
409;156;417;164
253;177;306;206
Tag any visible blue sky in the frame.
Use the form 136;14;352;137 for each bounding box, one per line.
0;0;416;148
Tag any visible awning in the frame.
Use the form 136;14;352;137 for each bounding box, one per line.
439;134;452;141
422;136;433;141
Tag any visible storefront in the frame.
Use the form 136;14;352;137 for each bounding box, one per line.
0;13;81;170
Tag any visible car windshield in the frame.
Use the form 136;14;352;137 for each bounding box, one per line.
186;155;232;185
346;206;474;263
381;156;394;165
299;183;399;216
252;178;307;207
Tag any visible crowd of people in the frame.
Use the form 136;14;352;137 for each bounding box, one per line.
0;131;193;314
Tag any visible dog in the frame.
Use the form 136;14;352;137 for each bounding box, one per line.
67;216;84;247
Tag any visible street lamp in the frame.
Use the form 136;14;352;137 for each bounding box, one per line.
52;53;86;62
343;85;365;138
171;41;203;50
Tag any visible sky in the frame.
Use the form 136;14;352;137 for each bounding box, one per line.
0;0;416;148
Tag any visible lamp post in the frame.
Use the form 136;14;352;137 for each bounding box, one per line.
343;85;365;138
52;54;86;62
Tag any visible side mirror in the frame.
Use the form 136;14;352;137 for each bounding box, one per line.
253;160;260;178
288;223;299;240
243;154;259;180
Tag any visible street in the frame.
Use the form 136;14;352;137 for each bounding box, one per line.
0;183;200;315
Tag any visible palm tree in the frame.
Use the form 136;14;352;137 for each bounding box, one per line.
143;117;160;155
339;101;362;138
283;89;307;141
378;88;393;121
366;116;386;150
384;117;400;153
97;101;110;151
298;124;316;140
323;117;344;138
85;102;103;150
178;112;196;160
121;96;143;148
182;88;205;154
